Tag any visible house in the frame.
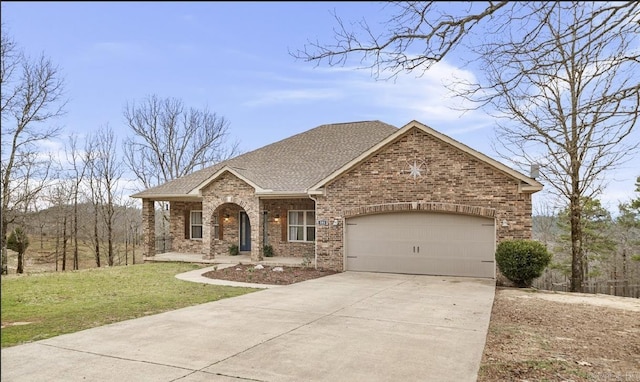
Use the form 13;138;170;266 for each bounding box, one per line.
131;120;542;278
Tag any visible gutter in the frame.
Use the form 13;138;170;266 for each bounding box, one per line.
308;194;319;270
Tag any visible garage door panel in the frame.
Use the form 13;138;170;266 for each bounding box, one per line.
345;212;495;278
347;254;495;277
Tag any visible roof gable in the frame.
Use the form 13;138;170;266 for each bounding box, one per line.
310;120;543;193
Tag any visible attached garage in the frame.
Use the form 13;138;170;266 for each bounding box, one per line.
345;212;496;278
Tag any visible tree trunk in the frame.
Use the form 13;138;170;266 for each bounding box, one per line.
73;195;79;270
1;219;8;275
93;204;101;268
40;223;44;249
106;203;114;267
622;248;628;297
16;247;24;274
62;215;68;271
54;218;60;272
570;193;583;292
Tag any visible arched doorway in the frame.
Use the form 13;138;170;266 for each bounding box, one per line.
239;211;251;252
212;203;252;255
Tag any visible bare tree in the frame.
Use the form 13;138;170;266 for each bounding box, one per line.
294;2;639;292
86;126;123;267
1;27;66;274
123;94;237;190
45;180;72;271
466;3;638;292
123;95;237;252
85;152;102;268
65;135;87;270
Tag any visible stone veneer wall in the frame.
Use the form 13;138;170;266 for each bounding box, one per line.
169;201;205;254
142;198;155;257
201;171;263;261
315;127;534;271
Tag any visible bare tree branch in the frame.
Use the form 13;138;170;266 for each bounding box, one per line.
1;28;67;274
292;1;512;79
123;94;238;190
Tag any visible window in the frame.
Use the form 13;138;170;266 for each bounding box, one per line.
191;211;203;239
288;210;315;242
212;213;219;240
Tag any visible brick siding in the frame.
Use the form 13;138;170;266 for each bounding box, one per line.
314;127;533;270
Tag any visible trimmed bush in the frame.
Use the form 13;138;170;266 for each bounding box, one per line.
263;245;275;257
495;239;551;287
228;244;240;256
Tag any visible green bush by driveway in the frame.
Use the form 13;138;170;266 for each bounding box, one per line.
495;239;552;287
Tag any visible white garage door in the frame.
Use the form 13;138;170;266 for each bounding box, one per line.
345;212;495;278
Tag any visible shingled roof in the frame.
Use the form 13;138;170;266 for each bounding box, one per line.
131;120;398;199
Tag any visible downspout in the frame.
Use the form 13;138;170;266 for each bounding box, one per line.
308;194;318;269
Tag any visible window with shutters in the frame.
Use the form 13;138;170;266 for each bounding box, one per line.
288;210;315;242
191;211;203;239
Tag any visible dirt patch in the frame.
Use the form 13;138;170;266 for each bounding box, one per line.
479;287;640;382
202;264;339;285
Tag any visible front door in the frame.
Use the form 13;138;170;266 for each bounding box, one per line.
239;211;251;252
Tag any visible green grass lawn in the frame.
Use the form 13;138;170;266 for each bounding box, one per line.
0;263;258;348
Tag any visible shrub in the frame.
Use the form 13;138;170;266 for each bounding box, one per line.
228;244;240;256
7;227;29;255
495;239;551;287
263;245;275;257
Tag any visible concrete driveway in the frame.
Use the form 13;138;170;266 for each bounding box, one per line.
1;271;495;382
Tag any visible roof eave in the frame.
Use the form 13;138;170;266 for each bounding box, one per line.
255;191;310;199
188;166;263;196
129;194;203;201
518;184;544;193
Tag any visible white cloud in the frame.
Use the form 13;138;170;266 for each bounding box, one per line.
243;88;344;106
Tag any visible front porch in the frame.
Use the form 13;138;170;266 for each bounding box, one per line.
143;252;311;268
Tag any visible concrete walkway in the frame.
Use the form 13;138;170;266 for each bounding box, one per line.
1;271;495;382
144;252;307;268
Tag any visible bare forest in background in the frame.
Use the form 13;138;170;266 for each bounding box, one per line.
4;203;142;273
1;24;236;276
2;4;639;297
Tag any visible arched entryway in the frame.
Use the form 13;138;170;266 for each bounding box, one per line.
211;203;253;255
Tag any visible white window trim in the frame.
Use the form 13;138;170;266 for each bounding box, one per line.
288;210;315;243
190;210;203;240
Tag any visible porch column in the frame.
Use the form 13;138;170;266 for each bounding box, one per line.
202;200;217;260
250;198;264;262
142;198;156;258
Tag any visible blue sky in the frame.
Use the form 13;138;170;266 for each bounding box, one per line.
2;2;638;211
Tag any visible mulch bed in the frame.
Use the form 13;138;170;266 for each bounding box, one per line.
202;263;339;285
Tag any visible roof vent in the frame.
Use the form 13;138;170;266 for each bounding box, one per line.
530;164;540;179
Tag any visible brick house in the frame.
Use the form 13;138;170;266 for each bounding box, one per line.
131;120;542;278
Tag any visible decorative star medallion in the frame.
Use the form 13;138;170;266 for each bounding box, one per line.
403;159;428;181
408;161;422;179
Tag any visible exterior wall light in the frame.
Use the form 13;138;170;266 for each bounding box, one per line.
274;214;280;222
